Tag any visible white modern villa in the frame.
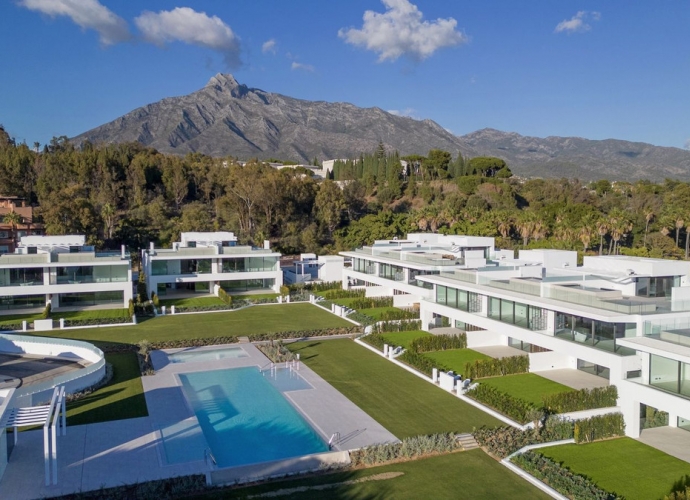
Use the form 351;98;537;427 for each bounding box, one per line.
0;235;132;311
343;235;690;439
142;232;282;297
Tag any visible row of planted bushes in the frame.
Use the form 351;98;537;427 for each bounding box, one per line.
574;413;625;443
511;451;619;500
292;281;341;292
347;297;394;309
409;333;467;353
377;309;419;321
398;350;447;376
542;386;618;414
373;319;422;332
347;311;376;326
349;433;459;467
360;333;385;350
466;384;542;425
0;323;22;332
63;317;131;328
321;288;365;299
256;340;297;363
464;355;529;379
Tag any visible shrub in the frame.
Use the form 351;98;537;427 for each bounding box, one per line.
409;333;467;353
292;281;341;293
374;319;422;332
643;404;669;429
322;289;365;299
466;384;543;425
0;323;22;332
398;351;445;376
361;333;385;351
574;413;625;443
136;272;148;303
542;386;618;414
150;291;160;308
464;355;529;379
279;285;290;296
349;433;459;467
511;451;619;500
347;311;376;325
217;287;232;305
63;317;131;327
348;297;394;309
378;309;419;321
128;299;135;318
41;303;52;319
256;340;297;363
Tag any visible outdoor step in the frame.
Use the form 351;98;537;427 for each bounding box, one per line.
456;433;480;451
238;336;250;343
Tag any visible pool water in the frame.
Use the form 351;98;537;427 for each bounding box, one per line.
168;346;248;364
178;367;328;468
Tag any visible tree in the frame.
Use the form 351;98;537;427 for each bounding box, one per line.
467;156;507;177
426;149;452;179
3;211;22;247
101;202;116;241
314;180;346;237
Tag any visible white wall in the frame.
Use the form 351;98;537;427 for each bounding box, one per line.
466;330;505;348
529;351;575;371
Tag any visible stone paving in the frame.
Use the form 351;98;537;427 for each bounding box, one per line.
0;342;396;499
532;368;609;390
638;426;690;464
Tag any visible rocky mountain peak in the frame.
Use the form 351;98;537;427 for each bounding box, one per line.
206;73;239;89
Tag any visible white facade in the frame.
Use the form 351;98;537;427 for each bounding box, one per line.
415;252;690;437
340;233;496;305
283;254;344;285
0;235;132;311
142;232;282;297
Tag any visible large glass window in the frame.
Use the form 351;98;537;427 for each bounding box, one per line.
489;297;501;319
651;354;680;394
180;259;211;274
0;294;44;310
447;287;457;309
59;291;123;306
222;258;245;273
219;279;275;292
0;267;43;287
54;266;94;284
637;276;679;298
379;263;404;281
500;299;514;323
436;285;447;306
514;303;529;328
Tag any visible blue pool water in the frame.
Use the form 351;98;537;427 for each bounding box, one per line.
168;346;248;364
178;367;328;468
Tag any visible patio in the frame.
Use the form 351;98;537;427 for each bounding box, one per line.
638;426;690;464
532;368;609;390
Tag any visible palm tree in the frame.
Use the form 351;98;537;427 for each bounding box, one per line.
3;211;22;248
643;210;654;247
597;220;608;255
101;202;116;240
675;214;685;248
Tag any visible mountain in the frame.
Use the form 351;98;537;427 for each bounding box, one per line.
72;74;690;181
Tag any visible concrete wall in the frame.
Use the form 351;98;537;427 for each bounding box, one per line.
393;294;418;308
529;351;575;371
466;330;505;348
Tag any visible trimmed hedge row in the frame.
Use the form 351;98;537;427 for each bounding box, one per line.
322;289;365;299
512;451;619;500
398;350;447;376
574;413;625;443
361;333;385;350
542;386;618;414
466;384;542;424
0;323;22;332
217;288;232;305
347;311;376;325
374;319;422;332
63;317;131;328
378;309;419;321
464;355;529;379
473;416;574;459
349;433;459;467
348;297;394;309
409;333;467;353
293;281;341;292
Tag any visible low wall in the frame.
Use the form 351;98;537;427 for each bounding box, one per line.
529;351;574;371
466;330;505;348
392;294;418;308
209;450;351;486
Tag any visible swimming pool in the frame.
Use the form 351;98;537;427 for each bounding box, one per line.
168;346;248;364
177;366;328;468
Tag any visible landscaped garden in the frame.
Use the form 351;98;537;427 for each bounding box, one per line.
479;373;573;406
537;437;690;500
287;338;501;437
424;347;490;375
159;296;224;308
379;330;430;349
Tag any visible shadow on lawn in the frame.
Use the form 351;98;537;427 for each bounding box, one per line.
669;474;690;497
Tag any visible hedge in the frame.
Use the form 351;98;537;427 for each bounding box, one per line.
466;384;543;425
511;451;619;500
374;319;422;332
347;311;376;325
409;333;466;353
256;341;297;363
217;287;232;305
321;289;365;299
63;317;131;328
348;297;394;309
0;323;22;332
398;351;446;376
464;355;529;379
643;405;669;429
361;333;385;351
349;433;459;467
296;281;341;292
377;309;419;321
542;386;618;414
574;413;625;443
473;416;574;459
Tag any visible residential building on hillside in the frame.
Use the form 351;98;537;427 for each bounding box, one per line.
340;233;497;307
414;250;690;438
0;196;43;254
0;235;132;312
282;253;344;285
142;232;282;297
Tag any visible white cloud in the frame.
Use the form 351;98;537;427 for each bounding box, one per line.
291;61;315;72
339;0;466;62
262;39;277;54
19;0;130;45
388;108;418;118
554;11;601;34
135;7;241;68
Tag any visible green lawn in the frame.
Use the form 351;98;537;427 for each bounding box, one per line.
159;296;224;308
359;306;416;320
380;330;431;349
230;292;279;300
480;373;573;406
288;339;500;437
539;438;690;500
189;449;550;500
424;348;490;375
28;303;352;346
0;312;42;326
56;308;130;320
66;352;148;425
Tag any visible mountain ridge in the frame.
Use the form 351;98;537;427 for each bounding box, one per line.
71;73;690;181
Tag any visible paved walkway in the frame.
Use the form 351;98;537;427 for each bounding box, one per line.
532;368;609;390
638;426;690;464
472;345;525;359
0;343;396;499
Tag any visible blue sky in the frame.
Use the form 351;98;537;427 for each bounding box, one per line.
1;0;689;151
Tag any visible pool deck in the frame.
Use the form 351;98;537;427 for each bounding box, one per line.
0;343;396;499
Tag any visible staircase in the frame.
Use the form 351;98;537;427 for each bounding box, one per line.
457;433;480;451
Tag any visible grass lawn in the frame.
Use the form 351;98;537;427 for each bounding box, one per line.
424;348;490;375
66;352;148;425
56;309;130;320
539;438;690;500
0;312;42;326
28;303;352;346
288;339;500;437
480;373;572;406
230;292;279;300
188;449;550;500
359;306;416;320
380;330;431;349
159;296;224;308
